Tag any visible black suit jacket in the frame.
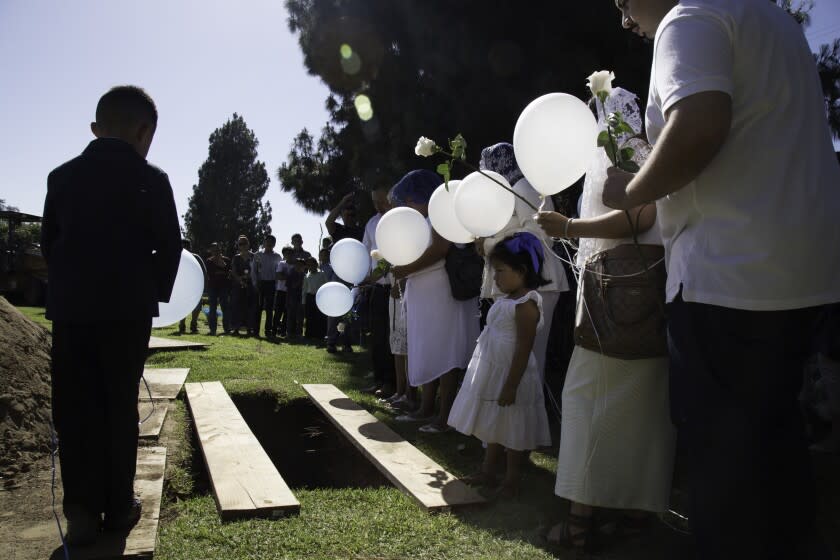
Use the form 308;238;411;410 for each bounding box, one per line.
41;138;182;322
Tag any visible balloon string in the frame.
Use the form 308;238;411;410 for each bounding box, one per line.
540;236;664;280
435;148;540;212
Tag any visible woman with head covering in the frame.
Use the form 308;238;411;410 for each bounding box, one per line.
476;142;570;379
390;169;481;433
535;87;676;550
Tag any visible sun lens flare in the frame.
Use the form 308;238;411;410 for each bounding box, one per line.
354;94;373;121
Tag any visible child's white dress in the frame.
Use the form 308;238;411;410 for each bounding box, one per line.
447;290;551;451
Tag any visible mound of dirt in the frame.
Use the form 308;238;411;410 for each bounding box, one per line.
0;297;52;484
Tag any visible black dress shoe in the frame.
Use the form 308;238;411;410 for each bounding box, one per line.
65;511;100;546
103;498;142;532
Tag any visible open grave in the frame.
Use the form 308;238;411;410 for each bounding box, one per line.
230;391;389;491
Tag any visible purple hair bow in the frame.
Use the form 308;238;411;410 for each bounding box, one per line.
503;232;543;274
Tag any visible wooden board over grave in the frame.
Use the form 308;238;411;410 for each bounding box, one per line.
302;384;485;512
139;369;189;401
138;402;168;440
74;446;167;559
148;336;208;351
185;382;300;520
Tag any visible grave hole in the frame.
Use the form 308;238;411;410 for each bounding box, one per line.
231;391;388;490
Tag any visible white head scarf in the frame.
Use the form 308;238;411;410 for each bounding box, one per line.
577;87;651;265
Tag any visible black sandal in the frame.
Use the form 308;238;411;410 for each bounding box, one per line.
461;471;500;487
490;481;520;500
617;512;652;537
545;512;598;553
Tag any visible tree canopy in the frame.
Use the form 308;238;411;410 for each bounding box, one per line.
280;1;652;213
184;113;272;254
279;1;839;215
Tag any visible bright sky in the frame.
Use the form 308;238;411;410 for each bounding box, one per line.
1;0;838;244
0;0;331;254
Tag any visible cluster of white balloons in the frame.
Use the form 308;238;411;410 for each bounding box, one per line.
426;93;598;244
315;238;370;317
317;92;598;316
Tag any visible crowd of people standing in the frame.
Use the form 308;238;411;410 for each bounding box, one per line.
41;1;840;556
184;232;330;342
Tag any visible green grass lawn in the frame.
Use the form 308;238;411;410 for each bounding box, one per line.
16;306;694;559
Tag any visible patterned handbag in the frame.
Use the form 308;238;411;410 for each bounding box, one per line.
574;243;667;359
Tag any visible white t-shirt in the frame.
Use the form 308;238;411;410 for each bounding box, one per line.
275;261;289;292
363;213;390;286
254;251;283;282
647;0;840;311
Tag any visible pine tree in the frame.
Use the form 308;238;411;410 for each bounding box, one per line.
775;0;814;25
815;39;840;140
184;113;272;254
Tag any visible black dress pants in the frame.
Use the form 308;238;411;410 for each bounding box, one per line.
51;319;151;519
304;293;326;339
255;280;276;336
273;290;287;336
668;294;827;559
369;284;395;386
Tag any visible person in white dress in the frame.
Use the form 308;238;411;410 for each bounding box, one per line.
448;232;551;498
535;87;676;552
389;170;480;433
476;142;570;378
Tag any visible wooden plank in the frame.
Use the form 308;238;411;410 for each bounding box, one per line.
302;384;485;512
139;369;189;401
138;402;168;440
185;382;300;520
148;336;208;351
75;446;166;559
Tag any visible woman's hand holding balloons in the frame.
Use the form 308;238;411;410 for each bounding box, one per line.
535;211;570;239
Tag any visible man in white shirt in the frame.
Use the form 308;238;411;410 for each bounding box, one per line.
253;235;283;338
273;246;292;338
360;186;396;395
605;1;839;557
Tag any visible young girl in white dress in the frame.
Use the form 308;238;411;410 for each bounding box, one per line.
448;232;551;497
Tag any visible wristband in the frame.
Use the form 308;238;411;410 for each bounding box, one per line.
564;218;574;238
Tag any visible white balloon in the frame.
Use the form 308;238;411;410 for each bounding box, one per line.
375;207;431;266
513;93;599;196
428;180;474;244
316;282;354;317
153;249;204;328
329;238;370;285
453;171;515;238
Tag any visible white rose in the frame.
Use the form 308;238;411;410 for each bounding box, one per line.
337;322;346;333
586;70;615;97
414;136;437;157
370;249;383;261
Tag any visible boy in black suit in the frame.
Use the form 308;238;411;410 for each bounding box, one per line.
41;85;181;545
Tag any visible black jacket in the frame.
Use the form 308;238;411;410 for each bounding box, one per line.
41;138;181;322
